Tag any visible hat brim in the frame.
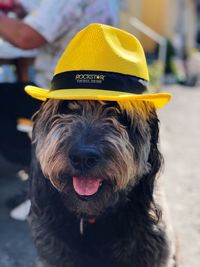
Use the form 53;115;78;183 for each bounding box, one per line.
25;85;171;109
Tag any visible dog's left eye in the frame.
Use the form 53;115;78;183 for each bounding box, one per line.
59;102;82;115
69;109;82;116
117;113;131;129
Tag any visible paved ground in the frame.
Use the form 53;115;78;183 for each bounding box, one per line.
0;156;36;267
0;85;199;267
159;85;200;267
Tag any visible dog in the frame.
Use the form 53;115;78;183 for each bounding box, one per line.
25;23;176;267
28;99;176;267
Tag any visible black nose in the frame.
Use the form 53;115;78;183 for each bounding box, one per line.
69;146;100;170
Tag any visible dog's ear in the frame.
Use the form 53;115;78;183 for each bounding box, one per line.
137;109;163;222
31;99;62;137
120;102;163;222
118;101;154;178
147;109;163;178
120;101;162;177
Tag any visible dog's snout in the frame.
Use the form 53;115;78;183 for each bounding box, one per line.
69;146;100;170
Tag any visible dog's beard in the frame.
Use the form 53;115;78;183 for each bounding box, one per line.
33;100;154;218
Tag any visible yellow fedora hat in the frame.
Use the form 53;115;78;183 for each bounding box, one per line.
25;23;171;109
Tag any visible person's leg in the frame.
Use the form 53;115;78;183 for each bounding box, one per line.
0;82;41;118
0;82;41;165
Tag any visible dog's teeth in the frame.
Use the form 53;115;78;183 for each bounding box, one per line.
99;182;103;187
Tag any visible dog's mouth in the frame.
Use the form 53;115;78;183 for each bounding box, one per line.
72;176;103;199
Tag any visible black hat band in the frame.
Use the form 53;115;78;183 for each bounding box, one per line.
51;70;148;94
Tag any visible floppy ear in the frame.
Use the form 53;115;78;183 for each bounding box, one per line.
120;101;163;222
147;109;163;179
118;101;154;178
135;109;163;222
121;100;162;177
140;110;163;222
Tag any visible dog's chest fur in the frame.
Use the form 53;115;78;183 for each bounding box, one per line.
30;165;169;267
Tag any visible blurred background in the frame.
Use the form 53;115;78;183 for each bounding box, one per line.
0;0;200;266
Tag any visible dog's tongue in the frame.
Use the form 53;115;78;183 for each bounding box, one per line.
73;176;101;196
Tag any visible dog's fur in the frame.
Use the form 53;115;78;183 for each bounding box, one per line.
29;99;176;267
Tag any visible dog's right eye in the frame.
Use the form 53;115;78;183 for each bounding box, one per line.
58;102;82;115
60;109;82;116
70;110;82;116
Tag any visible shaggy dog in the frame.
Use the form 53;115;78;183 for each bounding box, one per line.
29;99;176;267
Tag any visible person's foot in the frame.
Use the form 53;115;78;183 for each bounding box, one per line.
10;199;31;221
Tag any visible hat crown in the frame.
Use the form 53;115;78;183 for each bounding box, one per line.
25;23;171;109
54;23;149;81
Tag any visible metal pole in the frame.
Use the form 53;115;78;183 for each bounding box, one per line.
130;17;167;68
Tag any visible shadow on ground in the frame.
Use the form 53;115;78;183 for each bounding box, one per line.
0;155;36;267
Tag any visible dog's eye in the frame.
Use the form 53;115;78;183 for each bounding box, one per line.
118;113;131;128
62;109;82;116
103;103;120;117
59;101;82;115
106;109;118;117
70;110;82;116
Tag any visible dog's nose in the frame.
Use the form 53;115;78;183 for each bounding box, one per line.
69;146;100;170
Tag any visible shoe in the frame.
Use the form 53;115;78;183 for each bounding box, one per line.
10;199;31;221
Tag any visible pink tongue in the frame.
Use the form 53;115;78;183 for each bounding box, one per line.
73;176;101;196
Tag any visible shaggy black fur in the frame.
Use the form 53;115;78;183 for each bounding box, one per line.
29;100;172;267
